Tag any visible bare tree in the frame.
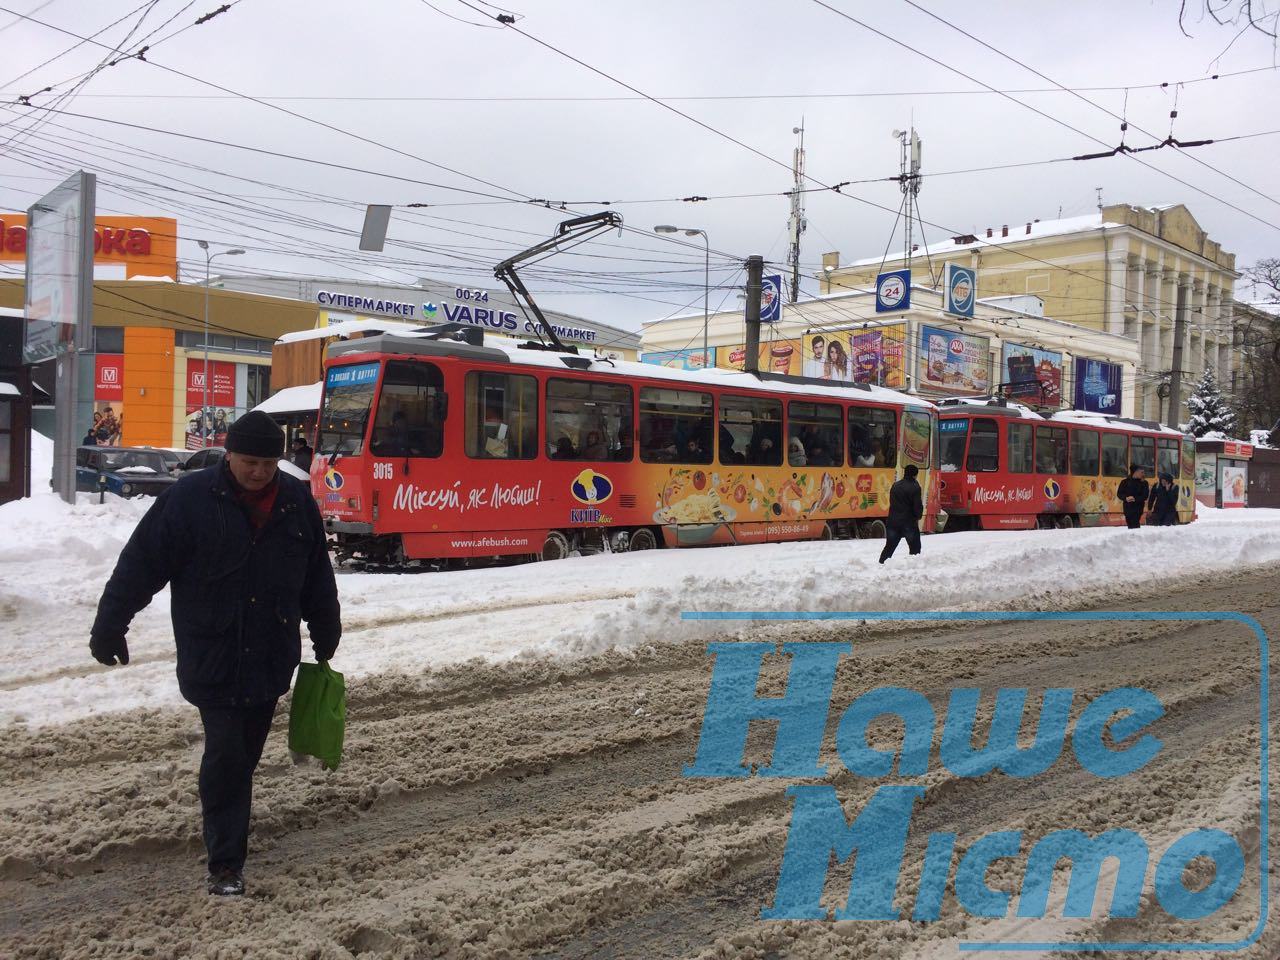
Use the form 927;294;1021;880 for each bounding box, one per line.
1181;0;1278;59
1236;259;1280;440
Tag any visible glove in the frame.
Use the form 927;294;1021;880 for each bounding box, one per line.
312;636;339;663
90;634;130;666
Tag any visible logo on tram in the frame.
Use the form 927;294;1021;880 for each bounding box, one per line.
1043;478;1061;500
324;468;345;492
571;469;613;505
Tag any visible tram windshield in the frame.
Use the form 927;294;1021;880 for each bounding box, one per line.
318;362;380;456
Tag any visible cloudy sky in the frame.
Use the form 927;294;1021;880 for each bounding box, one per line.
0;0;1277;333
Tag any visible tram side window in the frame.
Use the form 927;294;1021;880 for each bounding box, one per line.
1007;422;1033;473
848;406;897;467
1130;435;1156;474
720;395;783;466
1101;433;1129;477
1157;438;1179;478
965;418;1000;472
1070;429;1100;476
369;360;445;459
463;371;537;459
1034;426;1068;474
639;387;713;464
787;402;843;467
545;378;633;461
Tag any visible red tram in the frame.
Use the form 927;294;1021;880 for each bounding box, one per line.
936;400;1196;530
309;330;941;566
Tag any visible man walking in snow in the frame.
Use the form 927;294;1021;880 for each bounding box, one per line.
1117;465;1150;530
879;463;924;564
89;411;340;897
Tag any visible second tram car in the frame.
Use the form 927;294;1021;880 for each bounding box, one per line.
936;400;1196;530
310;331;940;566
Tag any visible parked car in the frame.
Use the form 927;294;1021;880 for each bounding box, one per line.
181;446;226;471
76;447;178;498
142;447;194;476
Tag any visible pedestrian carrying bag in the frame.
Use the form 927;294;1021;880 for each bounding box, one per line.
288;661;345;771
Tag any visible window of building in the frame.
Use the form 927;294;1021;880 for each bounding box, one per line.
965;417;1000;472
1070;429;1100;476
1007;422;1034;473
939;419;968;472
93;327;124;353
848;406;897;467
787;401;842;467
719;395;783;466
245;364;271;411
1157;438;1180;478
639;387;713;464
367;360;446;459
1101;433;1129;477
545;378;633;461
0;399;11;484
1034;426;1068;474
1130;435;1155;474
462;371;535;459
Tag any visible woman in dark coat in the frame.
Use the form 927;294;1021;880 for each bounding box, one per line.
1147;472;1179;526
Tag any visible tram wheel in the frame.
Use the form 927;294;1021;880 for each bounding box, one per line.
542;530;571;561
819;522;835;541
1057;514;1077;530
860;519;886;540
629;527;657;552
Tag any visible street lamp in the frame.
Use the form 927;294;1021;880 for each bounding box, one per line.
655;225;710;368
196;240;244;447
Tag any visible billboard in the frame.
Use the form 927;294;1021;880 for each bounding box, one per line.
758;274;783;323
944;262;976;317
875;269;910;313
642;347;716;371
720;338;802;376
1001;342;1063;407
185;359;238;449
1072;357;1122;415
801;326;907;388
23;172;95;365
919;325;991;395
2;214;177;279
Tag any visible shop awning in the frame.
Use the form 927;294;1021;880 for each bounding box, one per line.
252;381;322;415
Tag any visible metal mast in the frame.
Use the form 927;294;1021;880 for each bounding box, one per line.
786;122;807;303
896;127;922;270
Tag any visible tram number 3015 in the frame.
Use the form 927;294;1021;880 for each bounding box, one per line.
454;288;490;303
373;461;394;480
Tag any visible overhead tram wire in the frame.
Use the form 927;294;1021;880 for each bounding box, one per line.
897;0;1280;210
805;0;1280;234
449;2;1246;329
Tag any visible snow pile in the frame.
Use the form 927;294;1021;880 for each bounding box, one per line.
1250;429;1274;449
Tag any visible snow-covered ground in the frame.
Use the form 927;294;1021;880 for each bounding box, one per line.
4;432;1279;727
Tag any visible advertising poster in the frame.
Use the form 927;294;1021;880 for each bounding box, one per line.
185;359;237;449
759;275;783;323
1001;342;1063;407
851;324;907;389
1220;464;1248;508
1072;357;1122;415
1194;452;1217;505
720;338;802;376
801;331;851;380
88;353;125;446
919;325;991;395
641;348;716;371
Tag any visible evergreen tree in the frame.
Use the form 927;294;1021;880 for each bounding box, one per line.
1186;367;1236;437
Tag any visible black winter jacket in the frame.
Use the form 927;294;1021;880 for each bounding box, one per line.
1147;481;1179;522
887;476;924;527
91;465;340;708
1116;477;1150;512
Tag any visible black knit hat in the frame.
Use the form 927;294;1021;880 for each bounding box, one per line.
225;411;285;459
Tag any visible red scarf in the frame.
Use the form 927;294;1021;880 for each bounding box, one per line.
226;468;279;535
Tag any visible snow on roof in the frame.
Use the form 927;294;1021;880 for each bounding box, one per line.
837;214;1115;270
125;275;175;282
278;318;419;344
0;382;19;397
1052;409;1185;437
253;381;322;415
937;397;1045;421
1242;300;1280;317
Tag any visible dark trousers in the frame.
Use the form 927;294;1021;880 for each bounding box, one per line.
1123;504;1144;529
198;699;277;873
879;521;921;562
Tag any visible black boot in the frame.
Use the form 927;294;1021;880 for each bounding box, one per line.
206;867;245;896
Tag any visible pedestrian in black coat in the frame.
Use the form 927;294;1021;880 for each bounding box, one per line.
90;411;340;897
1147;472;1179;526
879;464;924;563
1116;465;1150;529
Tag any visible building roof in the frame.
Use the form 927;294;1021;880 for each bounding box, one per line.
277;318;418;344
253;381;322;415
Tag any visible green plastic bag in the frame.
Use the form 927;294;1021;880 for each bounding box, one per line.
288;661;345;771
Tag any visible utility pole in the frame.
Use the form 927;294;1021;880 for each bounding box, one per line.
744;255;764;374
896;127;923;271
1166;282;1188;428
786;123;807;303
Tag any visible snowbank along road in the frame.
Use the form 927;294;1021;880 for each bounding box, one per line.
1;558;1276;958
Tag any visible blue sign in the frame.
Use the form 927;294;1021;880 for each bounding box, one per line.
938;418;969;433
944;263;976;318
1073;357;1122;415
875;269;911;313
325;362;380;389
760;274;783;324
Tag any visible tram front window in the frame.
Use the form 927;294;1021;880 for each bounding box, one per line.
370;361;446;459
317;362;380;457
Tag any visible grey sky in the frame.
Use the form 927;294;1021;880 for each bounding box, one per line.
0;0;1276;333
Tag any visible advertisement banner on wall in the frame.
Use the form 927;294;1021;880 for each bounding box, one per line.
94;354;123;402
185;360;238;449
801;326;907;387
641;348;717;371
875;269;911;313
919;325;991;395
943;263;976;318
720;339;802;376
88;353;125;446
1001;342;1063;407
1072;357;1122;415
1221;464;1248;508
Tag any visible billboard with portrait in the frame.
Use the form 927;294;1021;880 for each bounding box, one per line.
919;325;991;396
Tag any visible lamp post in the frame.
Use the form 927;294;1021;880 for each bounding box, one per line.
196;241;244;446
655;225;710;368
